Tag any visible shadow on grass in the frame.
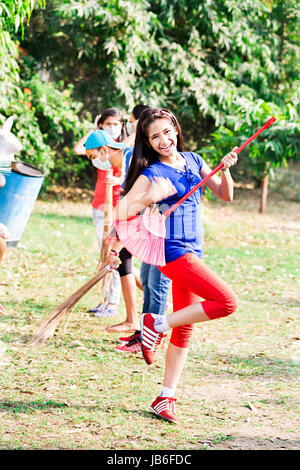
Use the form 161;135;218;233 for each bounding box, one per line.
0;400;150;418
130;408;178;425
0;400;71;414
0;400;119;415
0;299;58;335
0;299;57;317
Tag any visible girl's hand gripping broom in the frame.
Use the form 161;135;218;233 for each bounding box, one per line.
115;117;276;266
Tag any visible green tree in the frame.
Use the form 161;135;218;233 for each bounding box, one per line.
9;0;300;207
0;0;91;187
0;0;52;173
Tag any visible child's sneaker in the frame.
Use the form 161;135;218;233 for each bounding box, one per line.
115;334;141;354
89;303;105;314
150;396;178;423
93;305;117;318
93;304;107;317
104;307;118;317
118;330;141;344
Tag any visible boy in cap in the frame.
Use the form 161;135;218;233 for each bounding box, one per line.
84;131;140;336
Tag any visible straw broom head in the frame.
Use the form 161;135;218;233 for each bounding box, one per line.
30;264;112;345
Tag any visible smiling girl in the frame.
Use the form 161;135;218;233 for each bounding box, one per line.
107;107;239;423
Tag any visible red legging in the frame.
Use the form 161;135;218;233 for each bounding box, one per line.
159;252;238;349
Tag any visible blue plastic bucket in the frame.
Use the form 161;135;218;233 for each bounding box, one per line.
0;161;44;247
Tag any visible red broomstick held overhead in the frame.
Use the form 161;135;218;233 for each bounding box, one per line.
115;117;276;266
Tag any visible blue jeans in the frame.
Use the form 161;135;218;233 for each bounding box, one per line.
140;262;170;315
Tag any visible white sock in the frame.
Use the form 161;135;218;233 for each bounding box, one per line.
153;314;170;333
160;386;175;398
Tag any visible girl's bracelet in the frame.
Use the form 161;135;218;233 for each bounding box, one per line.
110;249;119;256
221;168;228;172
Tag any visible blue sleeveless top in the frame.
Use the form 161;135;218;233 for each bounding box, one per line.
142;151;204;263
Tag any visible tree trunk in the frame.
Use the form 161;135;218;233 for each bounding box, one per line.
259;170;269;214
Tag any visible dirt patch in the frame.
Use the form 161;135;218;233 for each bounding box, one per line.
182;376;300;450
216;434;300;450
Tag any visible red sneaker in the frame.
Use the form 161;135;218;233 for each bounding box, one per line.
115;334;141;354
150;396;178;423
141;314;167;365
118;330;141;344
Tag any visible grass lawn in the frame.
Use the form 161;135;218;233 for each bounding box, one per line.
0;187;299;450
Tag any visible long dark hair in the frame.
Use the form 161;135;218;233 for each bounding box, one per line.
132;104;149;120
97;107;127;142
123;107;184;195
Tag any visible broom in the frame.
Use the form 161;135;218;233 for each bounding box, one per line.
30;263;118;344
115;117;277;266
99;168;114;300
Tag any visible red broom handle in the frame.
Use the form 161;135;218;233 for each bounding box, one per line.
235;116;276;153
164;162;223;217
164;116;276;218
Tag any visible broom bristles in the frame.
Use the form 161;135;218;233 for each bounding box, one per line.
30;265;111;345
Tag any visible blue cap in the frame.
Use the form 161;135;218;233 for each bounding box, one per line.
84;129;126;150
